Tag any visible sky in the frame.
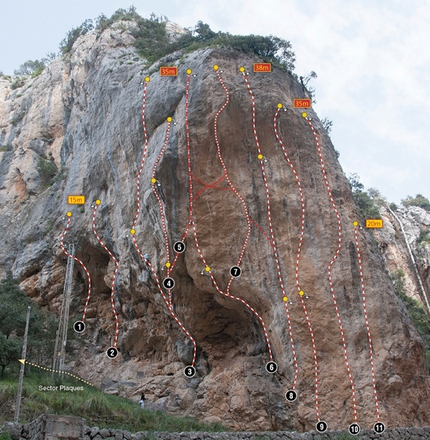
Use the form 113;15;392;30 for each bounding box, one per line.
1;0;428;203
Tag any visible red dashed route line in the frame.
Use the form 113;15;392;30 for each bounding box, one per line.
353;224;381;422
92;201;120;348
131;233;198;366
188;67;274;362
305;114;358;423
131;75;197;367
249;218;273;245
241;68;298;389
192;221;274;362
151;120;172;269
132;79;150;230
274;107;321;421
59;214;92;323
213;66;252;270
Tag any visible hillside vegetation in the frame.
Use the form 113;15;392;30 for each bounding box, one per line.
0;370;224;433
7;6;297;83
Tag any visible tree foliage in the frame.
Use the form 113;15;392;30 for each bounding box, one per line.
14;53;57;78
95;6;141;33
56;10;296;72
348;173;381;219
14;59;45;77
131;14;171;65
0;272;58;377
60;19;94;55
130;16;296;71
321;117;333;135
402;194;430;212
0;333;20;377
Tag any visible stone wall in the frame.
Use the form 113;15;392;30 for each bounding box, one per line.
2;414;84;439
3;417;430;440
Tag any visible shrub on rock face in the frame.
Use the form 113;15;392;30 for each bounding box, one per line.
36;157;58;188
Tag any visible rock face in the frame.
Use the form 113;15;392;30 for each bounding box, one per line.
374;205;430;308
0;25;429;432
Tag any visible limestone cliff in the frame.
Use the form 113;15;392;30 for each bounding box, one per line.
374;205;430;311
0;24;429;433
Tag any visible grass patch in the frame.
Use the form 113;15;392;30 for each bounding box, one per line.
11;78;25;90
43;219;54;235
418;229;430;246
0;370;226;433
11;112;26;126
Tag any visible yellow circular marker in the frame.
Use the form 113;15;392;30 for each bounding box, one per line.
299;290;305;297
239;67;245;72
277;103;283;109
353;221;359;227
145;76;150;82
130;229;136;235
167;117;172;122
205;266;211;272
258;154;263;160
151;177;157;184
66;211;72;218
166;262;171;268
213;65;219;71
95;199;101;205
302;112;307;118
186;69;192;75
283;296;288;302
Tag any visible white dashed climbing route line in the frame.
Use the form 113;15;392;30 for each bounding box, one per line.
60;213;92;323
19;359;94;387
241;67;298;387
353;222;381;422
187;66;275;364
151;119;172;273
132;77;150;230
92;200;120;348
274;106;321;420
213;65;251;271
130;232;198;366
130;75;197;368
304;114;358;423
